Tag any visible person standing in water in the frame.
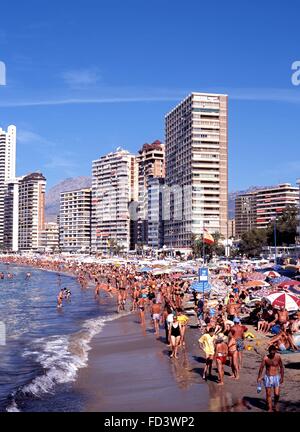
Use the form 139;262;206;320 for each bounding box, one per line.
57;289;64;308
215;335;228;385
199;328;216;380
169;315;182;359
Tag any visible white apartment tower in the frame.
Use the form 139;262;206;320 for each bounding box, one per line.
0;125;16;248
3;178;20;252
136;140;165;245
18;173;46;251
92;148;138;253
59;188;92;252
164;93;228;249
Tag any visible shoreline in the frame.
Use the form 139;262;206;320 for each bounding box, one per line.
1;258;299;412
74;308;300;412
74;309;210;412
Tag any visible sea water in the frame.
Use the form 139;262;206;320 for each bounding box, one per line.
0;263;118;412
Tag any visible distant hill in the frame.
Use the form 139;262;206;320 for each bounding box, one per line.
45;176;92;221
46;176;268;222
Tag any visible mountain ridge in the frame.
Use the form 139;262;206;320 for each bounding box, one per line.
45;176;270;222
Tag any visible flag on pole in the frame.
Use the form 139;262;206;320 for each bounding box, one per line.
203;229;215;245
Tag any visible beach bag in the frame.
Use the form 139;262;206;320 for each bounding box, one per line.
271;324;281;335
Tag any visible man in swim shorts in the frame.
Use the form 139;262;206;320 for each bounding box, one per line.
257;345;284;412
151;299;161;337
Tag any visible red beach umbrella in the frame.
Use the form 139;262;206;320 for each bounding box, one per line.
278;280;300;289
265;291;300;311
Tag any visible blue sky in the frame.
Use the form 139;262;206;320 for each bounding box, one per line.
0;0;300;191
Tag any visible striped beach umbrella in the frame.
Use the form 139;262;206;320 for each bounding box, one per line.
265;291;300;311
278;280;300;289
263;271;280;278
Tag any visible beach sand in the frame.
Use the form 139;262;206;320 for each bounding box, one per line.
74;310;209;412
74;306;300;412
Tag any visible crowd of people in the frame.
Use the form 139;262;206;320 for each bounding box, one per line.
0;255;299;412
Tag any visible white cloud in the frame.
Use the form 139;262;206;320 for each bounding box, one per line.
2;86;300;108
61;68;101;88
18;129;55;148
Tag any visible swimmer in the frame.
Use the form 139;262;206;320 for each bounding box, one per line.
57;289;64;308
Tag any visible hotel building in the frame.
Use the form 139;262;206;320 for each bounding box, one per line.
92;149;138;253
297;179;300;244
39;222;60;252
147;177;165;249
235;192;257;238
3;178;19;251
256;183;299;229
0;125;16;248
164;92;228;249
235;183;299;237
18;173;46;251
136;140;165;246
4;173;46;251
59;188;92;252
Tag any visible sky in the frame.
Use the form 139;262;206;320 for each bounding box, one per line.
0;0;300;191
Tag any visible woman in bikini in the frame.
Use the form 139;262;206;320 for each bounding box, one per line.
228;330;239;380
215;336;228;385
137;295;146;326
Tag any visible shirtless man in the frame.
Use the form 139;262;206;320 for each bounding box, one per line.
230;317;247;370
277;307;289;329
151;299;161;337
257;345;284;412
226;300;236;321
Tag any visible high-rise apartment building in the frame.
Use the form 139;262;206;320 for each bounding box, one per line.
235;192;257;238
39;222;59;252
235;183;299;237
164;93;228;249
59;188;92;252
18;173;46;251
297;179;300;244
92;149;138;253
147;177;165;249
136;140;165;245
0;125;16;248
3;178;19;251
256;183;299;229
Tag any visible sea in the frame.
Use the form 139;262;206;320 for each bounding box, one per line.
0;263;118;412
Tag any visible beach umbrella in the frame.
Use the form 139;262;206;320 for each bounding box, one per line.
278;280;300;289
273;265;284;271
244;280;270;288
265;291;300;311
139;267;152;273
263;271;280;278
269;276;292;285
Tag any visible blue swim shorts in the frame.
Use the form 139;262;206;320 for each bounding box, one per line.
263;375;280;388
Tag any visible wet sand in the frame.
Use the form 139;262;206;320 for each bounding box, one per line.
74;310;209;412
74;307;300;412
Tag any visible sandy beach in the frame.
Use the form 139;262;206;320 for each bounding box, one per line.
74;308;300;412
74;310;209;412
